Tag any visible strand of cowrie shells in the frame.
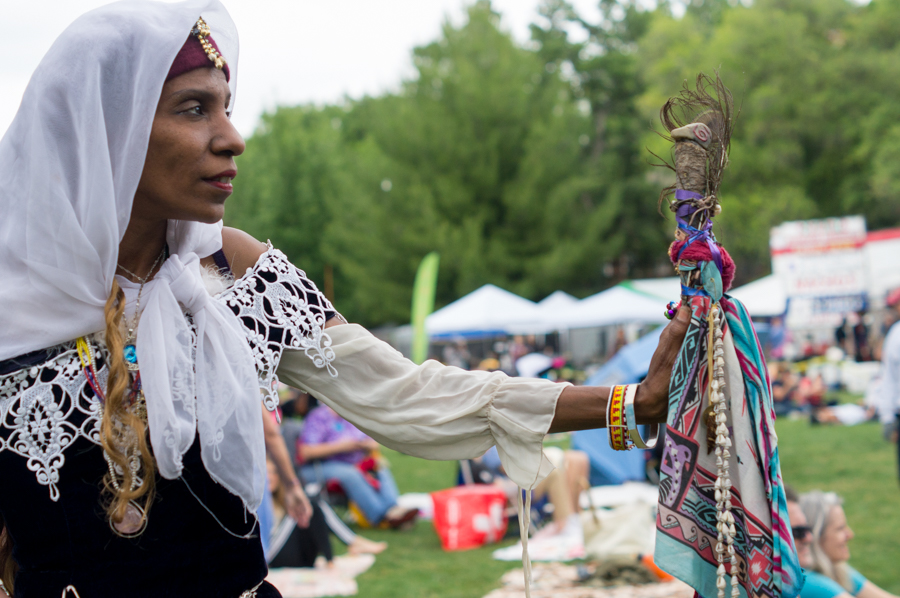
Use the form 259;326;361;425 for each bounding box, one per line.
708;303;739;598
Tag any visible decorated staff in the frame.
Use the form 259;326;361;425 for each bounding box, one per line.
611;74;804;598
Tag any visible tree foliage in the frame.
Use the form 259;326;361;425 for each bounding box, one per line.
228;0;900;327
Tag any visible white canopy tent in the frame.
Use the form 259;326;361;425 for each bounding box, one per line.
425;284;547;338
622;277;681;301
728;274;787;318
553;286;669;330
538;290;579;310
536;290;579;328
425;281;675;340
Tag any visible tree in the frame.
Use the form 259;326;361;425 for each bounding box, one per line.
528;0;672;285
226;105;351;289
326;1;612;323
637;0;900;281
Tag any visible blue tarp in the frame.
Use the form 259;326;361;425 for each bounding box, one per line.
572;327;663;486
572;428;648;486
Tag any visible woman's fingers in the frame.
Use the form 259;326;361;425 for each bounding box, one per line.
638;305;691;423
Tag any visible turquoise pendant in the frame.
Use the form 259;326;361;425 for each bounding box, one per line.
124;344;139;372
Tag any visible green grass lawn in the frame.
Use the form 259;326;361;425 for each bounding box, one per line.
330;420;899;597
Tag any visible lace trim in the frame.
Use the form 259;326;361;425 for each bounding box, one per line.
218;246;340;412
0;340;105;501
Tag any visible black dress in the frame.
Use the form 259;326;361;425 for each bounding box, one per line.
0;249;337;597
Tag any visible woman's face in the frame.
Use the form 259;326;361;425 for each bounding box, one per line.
132;67;245;225
821;505;853;563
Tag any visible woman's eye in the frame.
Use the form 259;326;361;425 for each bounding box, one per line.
182;105;203;116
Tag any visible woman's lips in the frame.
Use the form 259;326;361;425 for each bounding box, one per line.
204;179;233;192
203;170;236;193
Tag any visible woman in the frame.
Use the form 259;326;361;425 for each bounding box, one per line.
798;491;898;598
265;458;333;569
0;1;687;596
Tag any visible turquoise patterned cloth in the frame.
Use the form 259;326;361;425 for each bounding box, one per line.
655;294;804;598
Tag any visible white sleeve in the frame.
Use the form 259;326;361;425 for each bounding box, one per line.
882;327;900;424
276;323;567;489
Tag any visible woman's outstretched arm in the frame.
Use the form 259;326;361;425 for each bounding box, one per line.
217;224;690;435
322;303;690;435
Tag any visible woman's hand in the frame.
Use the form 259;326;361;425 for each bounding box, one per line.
356;438;380;452
283;482;313;528
635;304;692;423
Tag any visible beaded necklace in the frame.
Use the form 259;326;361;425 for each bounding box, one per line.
75;336;105;402
119;246;166;372
76;335;148;537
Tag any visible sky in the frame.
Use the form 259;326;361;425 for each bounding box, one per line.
1;0;603;138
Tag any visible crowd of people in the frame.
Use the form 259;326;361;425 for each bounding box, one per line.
440;334;585;384
765;296;900;439
259;381;594;571
423;298;900;596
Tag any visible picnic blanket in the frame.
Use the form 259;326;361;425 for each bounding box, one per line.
483;562;694;598
266;554;375;598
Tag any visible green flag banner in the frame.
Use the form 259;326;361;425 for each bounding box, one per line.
410;252;440;364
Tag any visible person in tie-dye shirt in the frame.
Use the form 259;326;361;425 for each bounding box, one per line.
299;405;417;528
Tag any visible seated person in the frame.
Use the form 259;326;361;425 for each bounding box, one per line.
298;405;417;529
265;453;387;566
473;446;588;541
798;490;898;598
798;374;829;423
274;393;387;555
266;457;333;568
771;363;800;417
785;485;813;572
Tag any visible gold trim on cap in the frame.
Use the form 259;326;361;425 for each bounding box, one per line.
191;17;226;70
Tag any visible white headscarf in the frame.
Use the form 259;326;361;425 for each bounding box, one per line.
0;0;266;512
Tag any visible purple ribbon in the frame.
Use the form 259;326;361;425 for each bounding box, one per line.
674;189;704;202
673;189;723;274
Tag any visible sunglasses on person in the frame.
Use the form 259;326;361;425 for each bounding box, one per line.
792;525;812;541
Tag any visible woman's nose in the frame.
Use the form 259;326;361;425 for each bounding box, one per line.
211;114;245;157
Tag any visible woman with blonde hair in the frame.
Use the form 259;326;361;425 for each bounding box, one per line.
798;491;898;598
0;1;687;596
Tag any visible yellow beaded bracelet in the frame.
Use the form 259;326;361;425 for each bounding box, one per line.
607;385;630;451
